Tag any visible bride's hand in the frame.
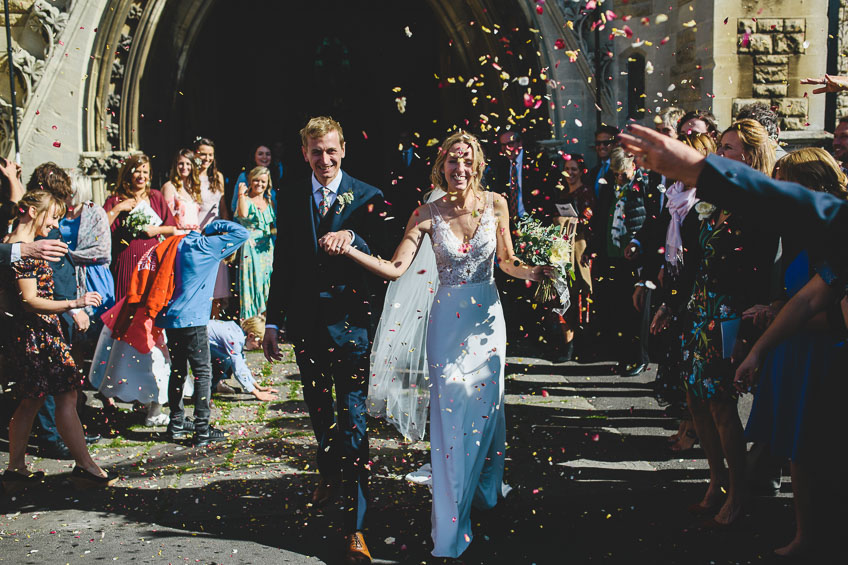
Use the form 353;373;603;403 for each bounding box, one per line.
529;265;557;281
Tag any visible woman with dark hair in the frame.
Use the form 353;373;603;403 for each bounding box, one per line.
193;137;231;312
550;153;595;361
104;153;178;299
161;148;202;231
193;137;228;226
230;143;281;213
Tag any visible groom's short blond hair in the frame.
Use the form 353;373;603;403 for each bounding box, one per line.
300;116;345;147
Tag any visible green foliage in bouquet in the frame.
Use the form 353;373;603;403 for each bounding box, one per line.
513;215;575;304
125;207;153;238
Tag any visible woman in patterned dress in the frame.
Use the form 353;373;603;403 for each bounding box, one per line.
235;166;275;320
679;119;778;527
1;191;115;491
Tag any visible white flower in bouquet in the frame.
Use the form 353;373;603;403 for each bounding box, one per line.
126;207;154;237
695;201;717;221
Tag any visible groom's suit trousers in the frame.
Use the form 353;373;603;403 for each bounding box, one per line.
295;334;370;533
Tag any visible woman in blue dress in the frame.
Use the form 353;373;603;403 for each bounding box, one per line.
742;148;846;558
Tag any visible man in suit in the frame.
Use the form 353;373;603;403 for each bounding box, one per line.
588;125;618;201
263;116;386;564
486;130;557;348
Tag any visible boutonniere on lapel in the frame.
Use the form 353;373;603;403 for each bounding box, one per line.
695;201;717;221
336;191;355;214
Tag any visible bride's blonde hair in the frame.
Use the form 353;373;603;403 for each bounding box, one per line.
430;130;487;194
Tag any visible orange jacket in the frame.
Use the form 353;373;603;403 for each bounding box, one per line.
113;234;186;337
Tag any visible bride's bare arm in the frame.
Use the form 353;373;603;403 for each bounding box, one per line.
492;194;553;281
340;205;431;281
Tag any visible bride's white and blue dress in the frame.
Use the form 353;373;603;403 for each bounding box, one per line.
427;192;510;557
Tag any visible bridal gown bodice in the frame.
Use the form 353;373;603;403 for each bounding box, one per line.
425;192;509;558
429;194;497;286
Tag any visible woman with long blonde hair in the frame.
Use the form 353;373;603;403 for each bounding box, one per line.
331;130;554;558
235;166;275;319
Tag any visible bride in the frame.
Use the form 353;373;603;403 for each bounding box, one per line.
321;131;553;558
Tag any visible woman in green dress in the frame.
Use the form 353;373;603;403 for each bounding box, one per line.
235;166;275;320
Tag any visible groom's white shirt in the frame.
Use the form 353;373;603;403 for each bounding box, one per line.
312;170;344;209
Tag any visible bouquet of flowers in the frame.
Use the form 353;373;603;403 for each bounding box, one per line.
513;215;575;314
125;207;154;237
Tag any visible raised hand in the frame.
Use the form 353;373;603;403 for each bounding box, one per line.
800;74;848;94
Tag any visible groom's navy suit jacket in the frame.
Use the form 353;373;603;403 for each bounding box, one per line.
266;172;388;351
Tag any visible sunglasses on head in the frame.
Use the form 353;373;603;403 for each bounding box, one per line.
595;139;615;146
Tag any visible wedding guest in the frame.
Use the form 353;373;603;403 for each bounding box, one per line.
677;109;719;139
26;164;99;458
646;133;716;452
0;191;114;492
736;102;786;159
832;117;848;166
672;119;778;528
194;138;232;317
235;166;275;320
589;147;648;376
588;125;617;200
160;219;248;446
161;148;202;231
653;106;685;138
741;148;846;558
104;153;178;299
208;317;279;401
230;143;280;214
550;154;594;361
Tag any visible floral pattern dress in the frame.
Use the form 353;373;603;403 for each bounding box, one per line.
236;200;275;319
680;208;776;400
1;259;81;397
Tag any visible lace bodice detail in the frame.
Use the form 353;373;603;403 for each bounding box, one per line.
429;192;497;286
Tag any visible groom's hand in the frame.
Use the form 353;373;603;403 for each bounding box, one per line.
319;231;353;256
263;328;283;362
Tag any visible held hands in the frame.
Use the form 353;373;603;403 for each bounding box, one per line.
319;231;354;256
801;74;848;94
20;239;68;262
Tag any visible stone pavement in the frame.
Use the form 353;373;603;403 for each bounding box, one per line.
0;345;807;564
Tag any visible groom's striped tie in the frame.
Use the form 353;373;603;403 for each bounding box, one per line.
319;187;332;217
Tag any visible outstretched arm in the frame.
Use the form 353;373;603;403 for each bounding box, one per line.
337;205;430;281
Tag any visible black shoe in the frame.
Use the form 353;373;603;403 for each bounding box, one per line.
1;469;46;494
85;433;101;445
166;418;196;440
554;341;574;363
40;440;72;460
621;362;648;377
69;466;118;489
193;426;228;447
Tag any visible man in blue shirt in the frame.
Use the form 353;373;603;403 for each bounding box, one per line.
156;219;248;446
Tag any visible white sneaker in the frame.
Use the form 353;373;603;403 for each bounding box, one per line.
144;413;170;427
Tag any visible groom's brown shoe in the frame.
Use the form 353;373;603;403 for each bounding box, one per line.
311;475;340;506
344;532;371;564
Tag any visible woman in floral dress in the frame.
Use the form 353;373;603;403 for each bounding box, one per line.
679;119;778;528
1;191;114;492
235;166;275;320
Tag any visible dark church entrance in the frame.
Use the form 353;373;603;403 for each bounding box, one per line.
139;0;548;203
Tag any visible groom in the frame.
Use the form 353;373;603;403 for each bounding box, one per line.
264;116;386;564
